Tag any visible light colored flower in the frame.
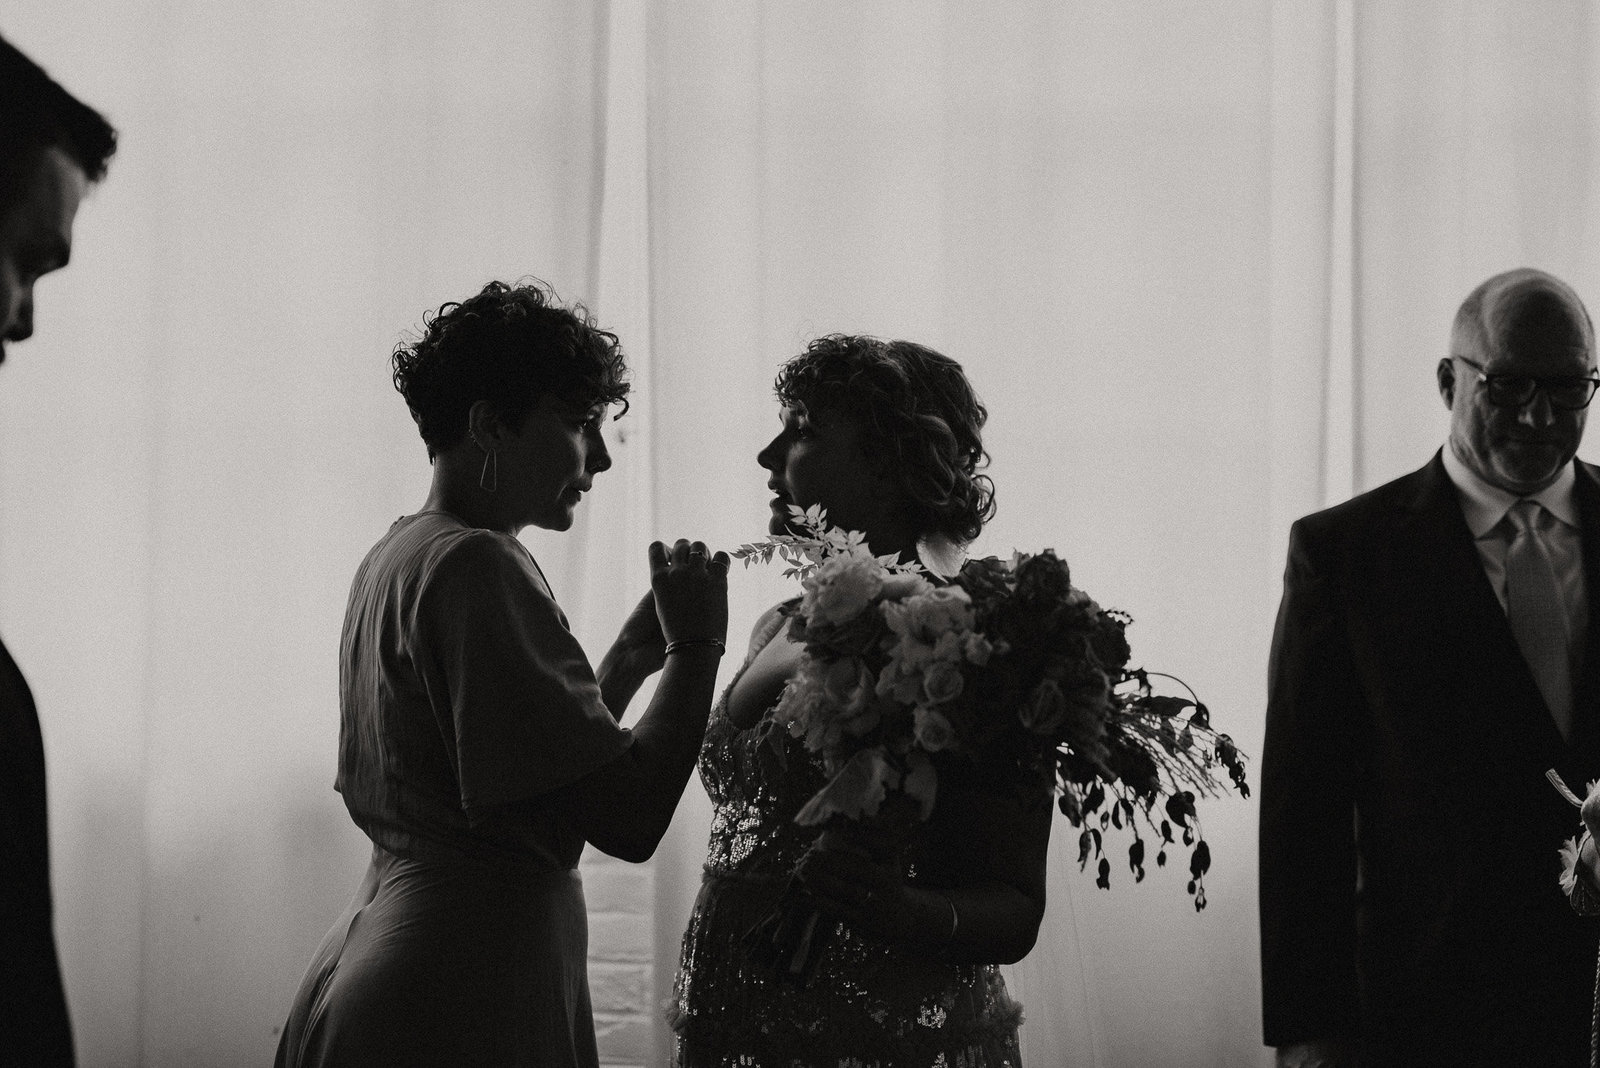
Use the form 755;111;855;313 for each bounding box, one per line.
885;585;974;647
881;571;936;601
913;706;958;752
823;657;873;715
1560;834;1583;896
921;661;965;706
1020;679;1067;734
800;554;885;627
795;747;900;825
962;632;995;666
931;630;967;665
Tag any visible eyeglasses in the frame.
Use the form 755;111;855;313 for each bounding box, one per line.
1452;354;1600;411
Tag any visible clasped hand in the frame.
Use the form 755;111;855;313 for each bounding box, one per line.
613;539;730;676
795;841;919;943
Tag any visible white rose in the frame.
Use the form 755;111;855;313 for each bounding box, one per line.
822;657;873;715
801;555;885;627
913;706;958;752
881;571;935;601
921;660;966;706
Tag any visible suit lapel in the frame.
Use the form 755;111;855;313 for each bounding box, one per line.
1564;461;1600;774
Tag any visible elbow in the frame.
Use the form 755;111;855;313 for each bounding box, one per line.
994;900;1046;965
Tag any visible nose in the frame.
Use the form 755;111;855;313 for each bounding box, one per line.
586;426;612;474
1517;387;1556;427
756;432;783;472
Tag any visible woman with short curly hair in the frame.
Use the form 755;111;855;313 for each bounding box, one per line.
669;335;1046;1066
276;280;729;1068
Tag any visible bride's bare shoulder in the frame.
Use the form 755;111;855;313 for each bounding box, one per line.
725;601;802;729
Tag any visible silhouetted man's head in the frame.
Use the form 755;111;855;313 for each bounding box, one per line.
0;34;116;364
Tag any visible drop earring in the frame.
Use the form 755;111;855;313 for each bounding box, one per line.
479;448;498;493
470;430;498;493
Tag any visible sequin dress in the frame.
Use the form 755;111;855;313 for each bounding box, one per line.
669;611;1025;1068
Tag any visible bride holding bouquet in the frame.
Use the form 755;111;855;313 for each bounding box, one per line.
669;334;1246;1067
670;335;1043;1065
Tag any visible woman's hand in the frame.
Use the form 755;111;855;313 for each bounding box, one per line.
597;540;727;717
611;589;667;678
650;539;730;649
795;842;950;946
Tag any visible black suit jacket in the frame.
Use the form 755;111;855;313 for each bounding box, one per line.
1261;452;1600;1067
0;633;75;1066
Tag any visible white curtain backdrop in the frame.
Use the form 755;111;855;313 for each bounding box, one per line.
4;2;1600;1065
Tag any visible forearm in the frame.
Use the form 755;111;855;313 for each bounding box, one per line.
622;647;723;818
595;641;652;721
914;881;1043;964
553;646;722;861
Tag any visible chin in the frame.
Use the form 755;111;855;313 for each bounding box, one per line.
532;508;577;532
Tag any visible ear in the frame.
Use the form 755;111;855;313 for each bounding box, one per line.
465;399;506;451
1436;357;1456;408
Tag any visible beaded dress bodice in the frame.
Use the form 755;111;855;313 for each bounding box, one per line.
669;612;1024;1068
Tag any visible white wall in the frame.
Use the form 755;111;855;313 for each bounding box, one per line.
5;2;1599;1065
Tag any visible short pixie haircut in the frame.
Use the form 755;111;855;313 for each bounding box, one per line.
392;280;629;459
775;334;996;544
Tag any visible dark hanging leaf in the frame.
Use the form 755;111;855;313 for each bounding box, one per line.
1190;839;1212;880
1160;819;1173;844
1165;792;1195;829
1078;830;1092;868
1183;826;1195;846
1111;803;1123;829
1084;780;1105;814
1090;827;1103;859
1194;885;1207;911
1156;850;1168;867
1140;695;1193;718
1129;839;1146;882
1190;703;1210;730
1096;857;1111;890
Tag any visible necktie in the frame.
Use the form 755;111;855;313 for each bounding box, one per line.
1504;499;1572;738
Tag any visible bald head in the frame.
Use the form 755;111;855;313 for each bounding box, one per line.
1451;268;1594;372
1439;268;1597;495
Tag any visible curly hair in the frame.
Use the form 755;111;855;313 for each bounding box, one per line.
774;334;996;544
391;280;629;458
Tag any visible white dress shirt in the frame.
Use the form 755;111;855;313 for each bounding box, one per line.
1441;443;1588;676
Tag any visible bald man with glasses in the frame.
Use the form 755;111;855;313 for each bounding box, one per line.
1262;268;1600;1067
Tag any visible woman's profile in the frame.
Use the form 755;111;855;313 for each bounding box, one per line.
669;335;1049;1066
275;280;729;1068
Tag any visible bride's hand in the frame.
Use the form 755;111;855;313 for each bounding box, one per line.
795;844;950;946
796;843;907;939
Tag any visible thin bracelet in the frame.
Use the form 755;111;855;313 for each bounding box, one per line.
664;637;726;656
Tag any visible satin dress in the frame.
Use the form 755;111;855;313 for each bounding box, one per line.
276;512;632;1068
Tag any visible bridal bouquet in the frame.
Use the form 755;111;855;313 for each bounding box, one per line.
737;507;1249;976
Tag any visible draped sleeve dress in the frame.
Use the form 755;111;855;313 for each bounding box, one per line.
275;512;631;1068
